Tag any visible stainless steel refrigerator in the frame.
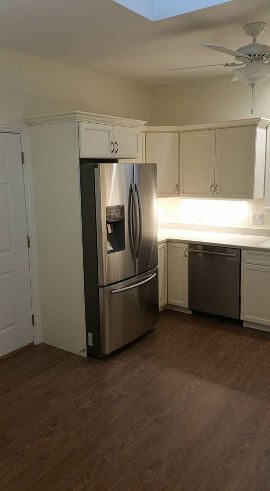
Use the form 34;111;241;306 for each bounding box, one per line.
80;162;158;357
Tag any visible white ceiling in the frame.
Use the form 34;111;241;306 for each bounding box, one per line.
0;0;270;85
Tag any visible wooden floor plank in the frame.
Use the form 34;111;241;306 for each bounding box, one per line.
0;311;270;490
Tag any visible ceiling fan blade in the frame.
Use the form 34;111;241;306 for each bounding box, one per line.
170;63;226;71
202;44;250;59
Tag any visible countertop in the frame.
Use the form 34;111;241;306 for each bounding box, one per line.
158;228;270;251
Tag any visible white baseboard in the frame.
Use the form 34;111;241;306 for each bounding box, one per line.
165;305;192;315
159;305;167;312
243;321;270;333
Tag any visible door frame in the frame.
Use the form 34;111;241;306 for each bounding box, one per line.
0;123;42;345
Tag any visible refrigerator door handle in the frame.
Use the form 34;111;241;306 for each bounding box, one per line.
134;183;142;258
128;184;135;257
111;272;157;294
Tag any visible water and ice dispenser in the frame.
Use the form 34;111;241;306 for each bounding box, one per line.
106;205;125;254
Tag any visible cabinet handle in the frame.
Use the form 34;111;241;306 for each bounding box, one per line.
175;183;179;194
215;184;218;195
114;141;119;154
210;184;214;194
110;141;115;154
184;248;188;258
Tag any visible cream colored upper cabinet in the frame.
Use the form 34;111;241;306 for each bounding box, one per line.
158;243;167;310
79;123;114;158
180;130;216;197
167;242;188;308
216;126;266;199
180;124;267;199
145;132;179;197
113;127;140;159
79;123;140;159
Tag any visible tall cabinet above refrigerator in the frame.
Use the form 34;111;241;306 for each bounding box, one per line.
80;162;158;357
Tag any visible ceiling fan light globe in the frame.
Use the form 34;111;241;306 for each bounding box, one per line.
232;61;270;86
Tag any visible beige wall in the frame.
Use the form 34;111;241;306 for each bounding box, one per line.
2;45;269;127
0;48;151;122
150;75;270;125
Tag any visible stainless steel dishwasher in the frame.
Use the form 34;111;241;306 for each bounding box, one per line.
188;244;241;320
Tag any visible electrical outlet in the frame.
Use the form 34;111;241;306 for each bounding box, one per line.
252;213;265;225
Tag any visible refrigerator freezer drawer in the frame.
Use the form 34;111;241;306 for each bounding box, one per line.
99;268;158;354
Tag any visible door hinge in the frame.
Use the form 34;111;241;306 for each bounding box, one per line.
27;236;31;248
21;152;25;165
32;314;35;326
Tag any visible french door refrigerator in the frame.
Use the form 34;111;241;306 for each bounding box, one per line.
80;162;158;357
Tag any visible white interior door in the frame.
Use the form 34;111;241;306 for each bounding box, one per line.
0;133;33;357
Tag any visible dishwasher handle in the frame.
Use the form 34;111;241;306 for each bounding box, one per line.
189;249;238;258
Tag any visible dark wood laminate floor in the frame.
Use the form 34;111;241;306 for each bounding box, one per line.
1;311;270;491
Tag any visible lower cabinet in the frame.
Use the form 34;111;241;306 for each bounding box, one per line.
157;242;270;331
241;250;270;327
167;242;189;308
158;243;167;310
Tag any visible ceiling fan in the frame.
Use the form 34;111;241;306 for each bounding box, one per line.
171;22;270;114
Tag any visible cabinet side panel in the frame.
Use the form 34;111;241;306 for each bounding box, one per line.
264;127;270;210
254;127;266;199
29;123;86;356
80;163;101;356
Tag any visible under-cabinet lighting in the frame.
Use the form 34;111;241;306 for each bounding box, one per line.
158;198;249;227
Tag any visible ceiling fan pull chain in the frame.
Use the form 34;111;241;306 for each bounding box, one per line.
251;83;256;116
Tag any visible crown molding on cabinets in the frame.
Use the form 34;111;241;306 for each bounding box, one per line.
24;111;147;129
144;118;270;133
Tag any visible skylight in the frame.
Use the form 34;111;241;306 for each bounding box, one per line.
113;0;234;21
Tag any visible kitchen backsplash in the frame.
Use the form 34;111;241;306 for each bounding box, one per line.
158;198;270;232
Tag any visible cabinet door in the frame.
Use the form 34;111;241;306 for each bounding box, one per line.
264;126;270;210
158;243;167;309
168;242;188;308
216;127;257;199
145;133;179;197
118;133;145;164
114;126;140;159
79;123;114;158
180;130;215;197
241;263;270;326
